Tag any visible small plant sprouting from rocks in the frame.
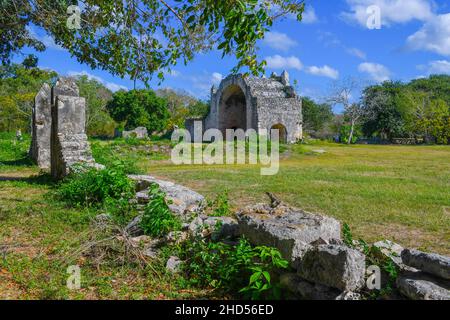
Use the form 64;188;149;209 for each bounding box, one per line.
343;222;354;247
211;190;231;217
140;183;182;237
177;236;289;300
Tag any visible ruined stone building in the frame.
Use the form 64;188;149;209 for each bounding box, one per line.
187;71;302;143
29;77;101;179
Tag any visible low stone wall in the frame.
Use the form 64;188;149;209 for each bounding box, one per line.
122;176;450;300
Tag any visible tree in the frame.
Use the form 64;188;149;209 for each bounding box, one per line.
106;89;170;134
302;97;333;136
1;0;305;84
328;77;369;144
75;75;117;137
0;63;56;132
156;88;209;129
361;82;407;140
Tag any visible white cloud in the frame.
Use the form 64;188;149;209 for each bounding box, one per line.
263;32;297;51
211;72;223;85
67;70;128;92
302;6;318;24
306;65;339;79
188;72;224;94
406;13;450;57
346;47;367;60
265;55;303;71
419;60;450;75
342;0;434;27
358;62;391;82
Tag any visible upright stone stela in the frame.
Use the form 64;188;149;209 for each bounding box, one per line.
29;83;52;168
30;77;99;180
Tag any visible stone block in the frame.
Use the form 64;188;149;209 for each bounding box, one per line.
401;249;450;280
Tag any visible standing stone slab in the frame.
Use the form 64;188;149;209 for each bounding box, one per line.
401;249;450;280
50;78;97;179
29;83;52;168
236;203;341;267
297;244;366;291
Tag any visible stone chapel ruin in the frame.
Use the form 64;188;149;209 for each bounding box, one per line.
186;70;303;143
29;77;101;179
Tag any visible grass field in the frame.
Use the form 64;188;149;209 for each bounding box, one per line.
0;134;449;299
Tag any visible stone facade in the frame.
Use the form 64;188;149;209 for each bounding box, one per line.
201;70;302;143
29;77;100;179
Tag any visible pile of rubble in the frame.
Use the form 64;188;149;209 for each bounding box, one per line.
117;175;449;300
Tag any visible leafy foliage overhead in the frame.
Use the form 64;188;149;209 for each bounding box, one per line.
1;0;305;84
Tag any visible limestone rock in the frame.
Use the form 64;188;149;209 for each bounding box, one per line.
373;240;417;272
188;215;239;239
29;83;52;168
280;273;341;300
122;127;148;139
297;244;366;291
401;249;450;280
336;291;362;300
126;214;144;237
397;271;450;300
128;175;205;219
236;203;341;267
166;256;183;273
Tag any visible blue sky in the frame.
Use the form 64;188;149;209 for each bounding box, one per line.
18;0;450;112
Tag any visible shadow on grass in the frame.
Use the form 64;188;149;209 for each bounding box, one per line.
0;173;55;186
0;156;34;167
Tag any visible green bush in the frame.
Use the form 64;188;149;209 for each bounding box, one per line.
55;162;135;208
140;184;182;237
178;236;289;299
339;125;361;144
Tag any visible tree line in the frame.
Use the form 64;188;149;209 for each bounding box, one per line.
0;58;209;137
304;75;450;145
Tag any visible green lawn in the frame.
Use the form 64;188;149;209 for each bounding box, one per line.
143;141;450;255
0;134;449;299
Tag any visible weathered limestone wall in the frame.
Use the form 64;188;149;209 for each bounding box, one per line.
29;83;52;168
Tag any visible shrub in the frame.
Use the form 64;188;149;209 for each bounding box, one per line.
211;190;231;216
140;184;182;237
178;236;289;299
55;162;135;208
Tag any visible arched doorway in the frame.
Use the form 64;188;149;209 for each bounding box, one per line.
271;123;287;143
218;85;247;135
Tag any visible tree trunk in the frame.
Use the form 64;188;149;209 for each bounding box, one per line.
348;120;355;144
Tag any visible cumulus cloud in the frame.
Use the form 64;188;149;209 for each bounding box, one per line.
342;0;434;27
263;31;297;51
306;65;339;79
418;60;450;75
358;62;391;82
406;13;450;57
265;55;303;71
302;6;319;24
67;70;128;92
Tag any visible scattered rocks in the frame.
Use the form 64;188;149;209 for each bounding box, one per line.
401;249;450;280
373;240;417;272
237;203;341;267
122;127;148;139
128;175;205;219
297;244;366;292
166;256;183;273
396;271;450;300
